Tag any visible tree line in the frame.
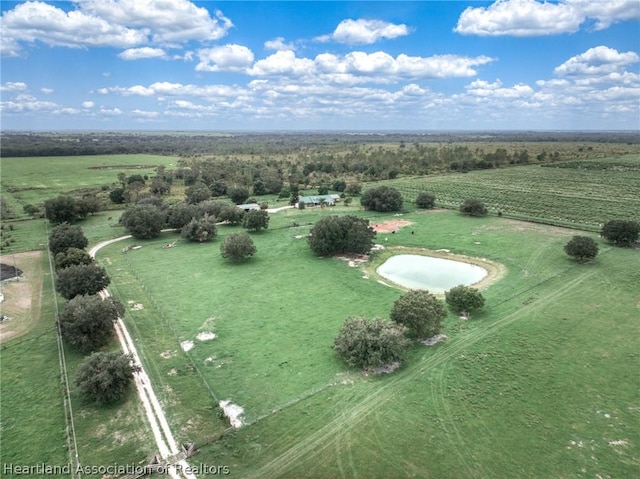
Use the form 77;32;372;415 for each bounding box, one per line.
48;223;138;405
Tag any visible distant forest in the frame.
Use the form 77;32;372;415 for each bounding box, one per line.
2;130;638;158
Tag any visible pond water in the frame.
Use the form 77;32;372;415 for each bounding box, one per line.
376;254;488;293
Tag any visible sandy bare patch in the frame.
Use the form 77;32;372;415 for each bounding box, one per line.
219;400;244;428
160;350;176;359
181;340;194;352
196;331;216;341
371;220;413;234
336;253;369;267
609;440;628;446
128;300;144;310
0;251;44;344
201;316;218;329
374;361;402;374
421;334;448;346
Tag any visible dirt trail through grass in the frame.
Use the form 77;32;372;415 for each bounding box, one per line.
244;269;596;479
90;236;196;479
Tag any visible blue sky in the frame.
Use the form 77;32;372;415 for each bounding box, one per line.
1;0;639;130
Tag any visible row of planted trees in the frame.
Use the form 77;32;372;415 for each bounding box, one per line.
48;224;138;405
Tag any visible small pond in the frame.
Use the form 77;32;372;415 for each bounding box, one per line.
376;254;488;293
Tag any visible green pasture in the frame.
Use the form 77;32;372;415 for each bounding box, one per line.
0;249;154;478
376;154;640;228
94;209;639;478
1;151;639;478
0;254;67;467
0;153;178;212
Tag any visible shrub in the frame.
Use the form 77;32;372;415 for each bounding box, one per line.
460;198;488;216
75;352;139;405
56;263;111;300
415;192;436;209
333;317;410;370
564;236;599;263
220;232;256;263
49;224;88;256
119;204;166;239
54;247;93;270
181;215;218;242
601;220;640;246
23;204;42;217
344;183;362;196
227;186;250;205
332;180;347;192
109;188;127;205
390;290;447;339
210;181;227;197
308;215;375;256
185;181;212;205
44;195;82;224
167;202;199;230
218;205;245;225
59;295;123;353
252;179;267;196
360;186;403;212
198;200;226;218
445;285;485;317
242;209;270;232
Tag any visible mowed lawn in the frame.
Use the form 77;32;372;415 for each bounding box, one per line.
96;209;639;478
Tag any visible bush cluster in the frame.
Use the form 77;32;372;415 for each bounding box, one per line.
308;215;376;256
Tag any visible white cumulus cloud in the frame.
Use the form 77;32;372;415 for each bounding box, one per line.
248;50;316;77
0;1;147;52
264;37;295;51
196;44;255;72
465;79;534;98
554;46;640;76
118;47;167;60
317;19;411;45
0;0;233;57
455;0;640;36
0;81;28;92
248;50;493;81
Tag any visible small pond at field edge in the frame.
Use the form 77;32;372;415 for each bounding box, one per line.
376;254;488;293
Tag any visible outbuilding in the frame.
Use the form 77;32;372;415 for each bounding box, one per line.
236;203;261;212
297;194;341;208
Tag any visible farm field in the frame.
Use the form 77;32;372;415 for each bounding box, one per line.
94;209;639;478
376;154;640;228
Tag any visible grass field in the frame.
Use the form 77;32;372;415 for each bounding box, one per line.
0;233;155;477
1;151;639;478
94;209;639;478
0;153;178;215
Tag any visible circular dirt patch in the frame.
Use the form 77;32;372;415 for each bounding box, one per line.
371;220;413;234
